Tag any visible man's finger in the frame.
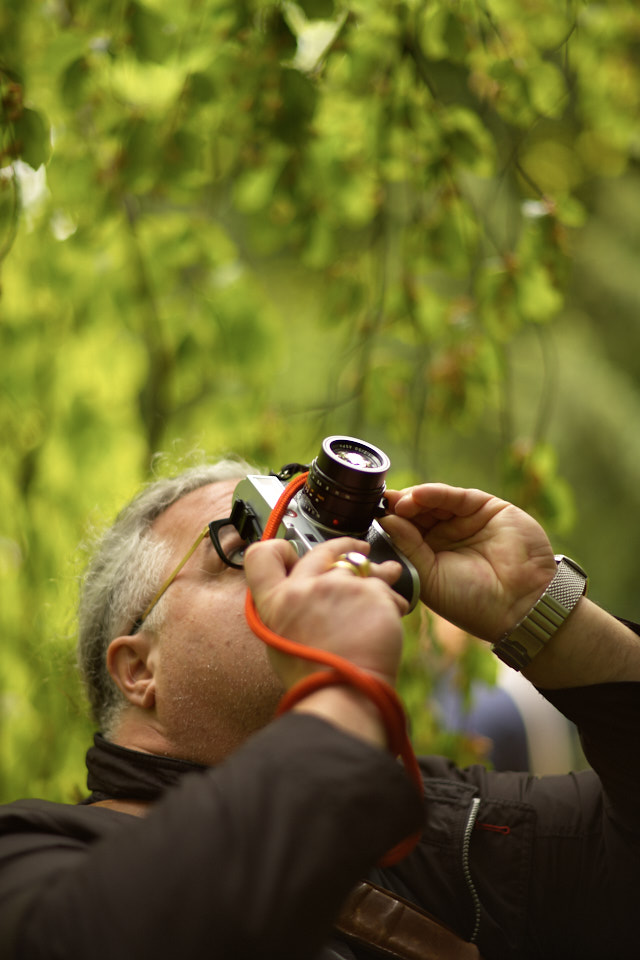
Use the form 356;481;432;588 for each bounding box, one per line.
368;559;403;587
286;537;371;580
245;536;373;599
244;539;298;602
379;514;433;565
392;484;490;520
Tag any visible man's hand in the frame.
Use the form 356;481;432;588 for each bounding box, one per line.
244;537;408;690
381;483;640;688
243;537;410;748
381;484;557;643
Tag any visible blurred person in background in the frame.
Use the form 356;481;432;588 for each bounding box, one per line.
431;616;585;774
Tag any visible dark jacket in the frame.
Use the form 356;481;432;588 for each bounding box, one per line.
0;682;639;960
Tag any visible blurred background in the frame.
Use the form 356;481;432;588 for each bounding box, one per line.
1;0;639;802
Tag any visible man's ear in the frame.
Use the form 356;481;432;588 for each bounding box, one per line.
106;632;157;711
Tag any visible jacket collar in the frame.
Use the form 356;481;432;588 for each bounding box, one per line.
82;733;206;803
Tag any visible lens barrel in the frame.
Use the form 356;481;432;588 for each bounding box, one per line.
298;436;390;535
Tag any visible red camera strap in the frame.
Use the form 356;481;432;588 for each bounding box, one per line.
244;472;423;866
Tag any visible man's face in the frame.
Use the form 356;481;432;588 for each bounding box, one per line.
146;479;285;765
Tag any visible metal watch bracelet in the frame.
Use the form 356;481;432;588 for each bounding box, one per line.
492;555;588;671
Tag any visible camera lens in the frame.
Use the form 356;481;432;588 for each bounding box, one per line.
298;436;390;535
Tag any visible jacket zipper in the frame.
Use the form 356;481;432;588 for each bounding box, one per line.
462;797;482;943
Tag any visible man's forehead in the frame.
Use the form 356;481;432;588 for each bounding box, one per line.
152;479;238;549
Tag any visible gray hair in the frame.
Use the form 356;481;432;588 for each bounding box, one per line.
77;458;255;733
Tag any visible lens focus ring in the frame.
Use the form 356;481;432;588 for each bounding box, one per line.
299;436;390;535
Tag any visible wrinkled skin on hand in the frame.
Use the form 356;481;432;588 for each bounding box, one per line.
244;537;408;692
381;484;557;643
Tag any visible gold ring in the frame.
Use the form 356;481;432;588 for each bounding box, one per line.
330;551;372;578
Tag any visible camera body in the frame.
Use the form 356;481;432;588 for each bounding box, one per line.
231;436;420;612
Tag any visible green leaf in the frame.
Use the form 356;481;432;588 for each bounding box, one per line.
127;1;174;64
420;7;468;63
296;0;335;18
272;68;317;144
442;107;495;176
12;108;50;169
262;8;298;60
117;117;159;190
527;61;567;119
107;57;187;111
516;263;563;323
60;57;91;111
233;153;286;212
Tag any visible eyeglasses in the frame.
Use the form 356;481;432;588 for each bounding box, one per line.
130;517;248;634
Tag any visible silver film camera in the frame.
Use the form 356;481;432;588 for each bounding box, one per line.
230;435;420;611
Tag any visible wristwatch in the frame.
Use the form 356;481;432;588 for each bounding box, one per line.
492;555;588;671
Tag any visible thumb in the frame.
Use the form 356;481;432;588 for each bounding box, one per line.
244;539;299;607
379;514;434;568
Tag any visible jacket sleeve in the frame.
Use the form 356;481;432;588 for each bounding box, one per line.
540;615;640;835
541;680;640;834
526;679;640;959
0;714;422;960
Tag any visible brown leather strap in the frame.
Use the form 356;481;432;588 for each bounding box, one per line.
88;799;480;959
90;798;150;817
336;880;481;960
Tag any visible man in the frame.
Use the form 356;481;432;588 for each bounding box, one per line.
0;458;638;959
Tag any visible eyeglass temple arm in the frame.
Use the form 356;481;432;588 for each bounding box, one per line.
136;524;211;629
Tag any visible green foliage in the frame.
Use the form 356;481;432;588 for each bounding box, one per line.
2;0;640;800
